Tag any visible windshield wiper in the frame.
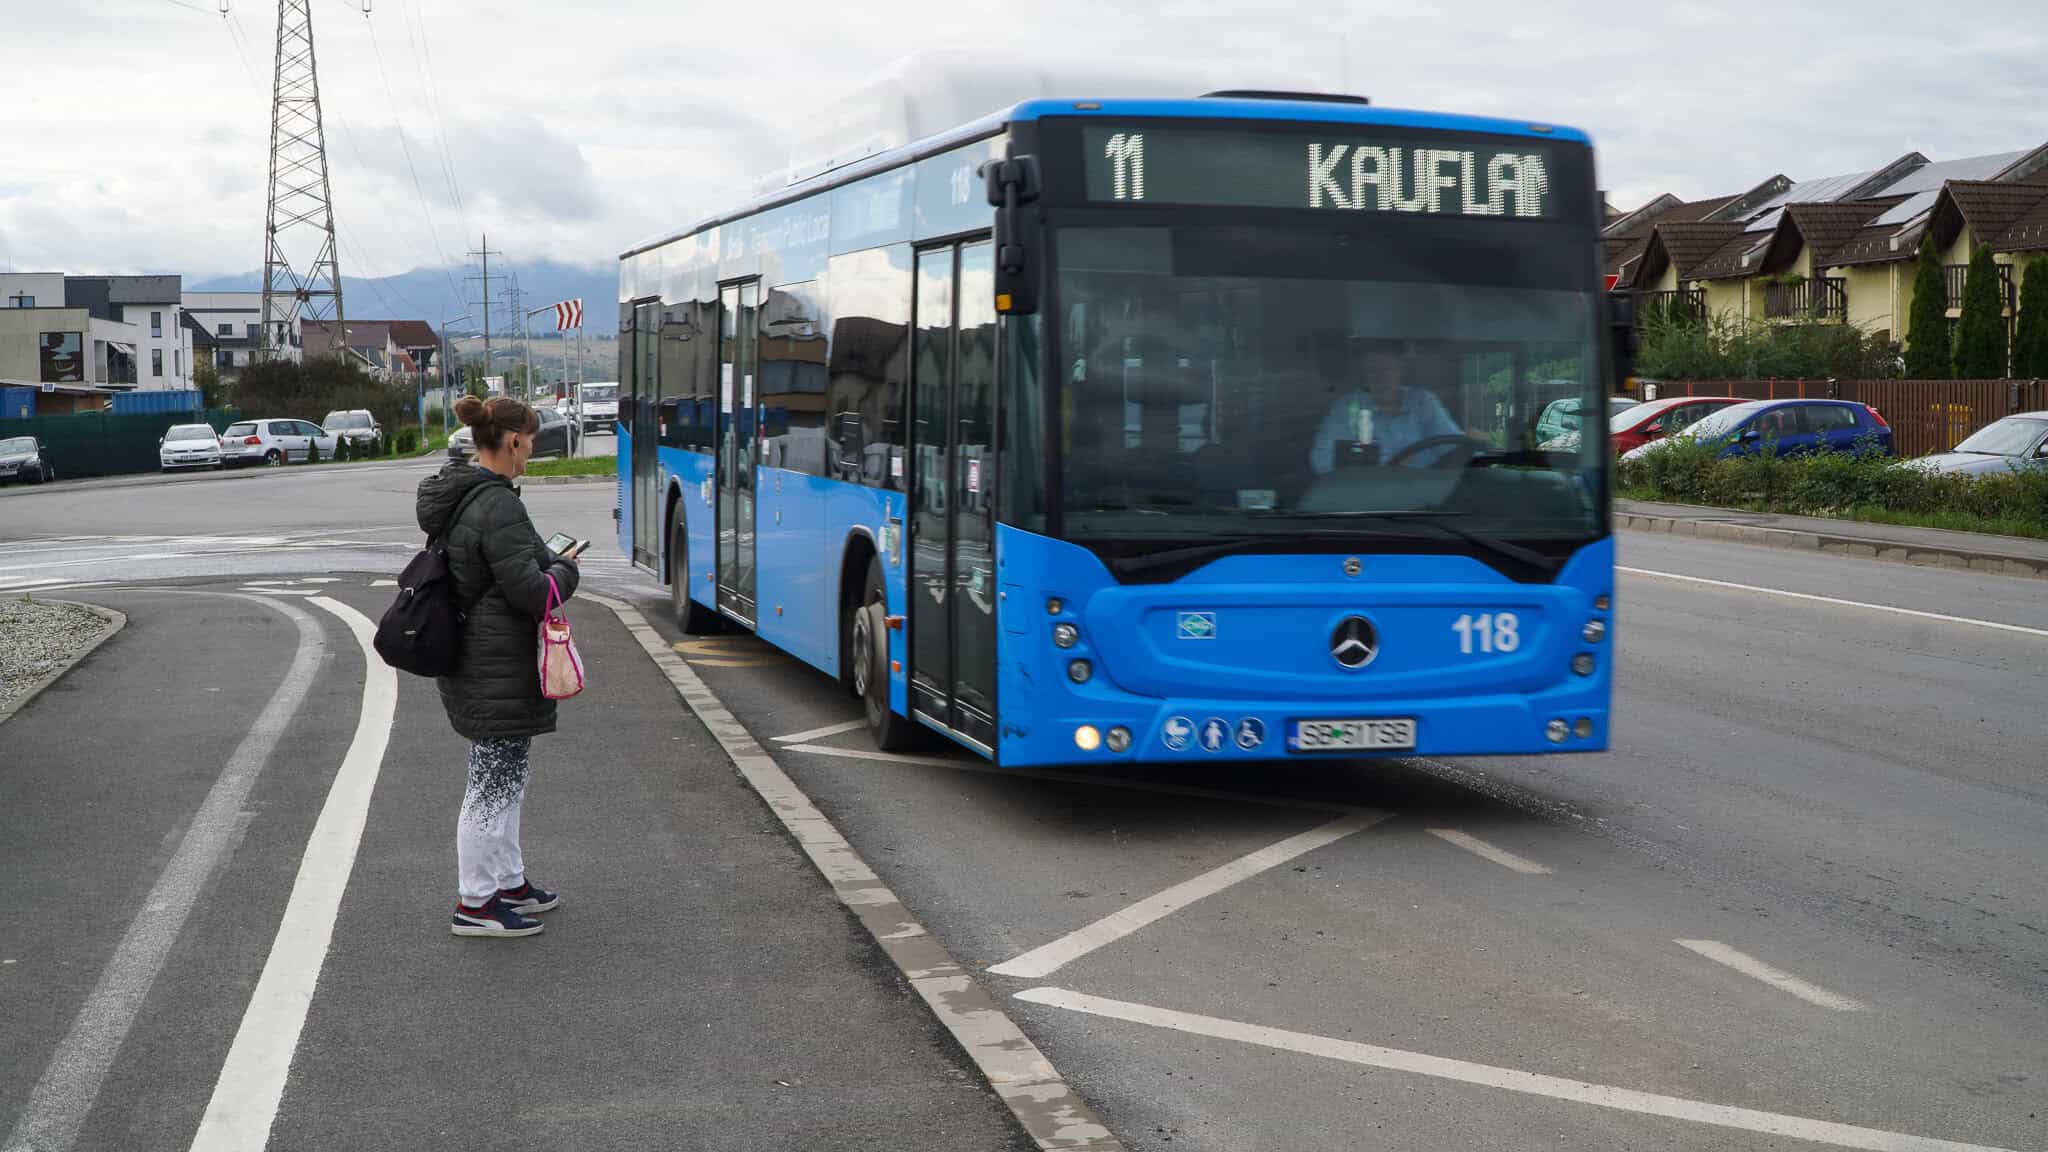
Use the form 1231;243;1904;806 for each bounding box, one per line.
1103;536;1266;578
1253;510;1560;578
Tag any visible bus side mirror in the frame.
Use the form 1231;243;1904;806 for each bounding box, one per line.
983;155;1043;316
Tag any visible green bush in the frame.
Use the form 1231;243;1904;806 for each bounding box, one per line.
304;438;320;464
1637;311;1895;381
334;438;351;462
395;426;421;454
2014;256;2048;379
1619;442;2048;534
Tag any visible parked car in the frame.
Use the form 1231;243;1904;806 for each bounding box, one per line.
1537;396;1641;445
159;423;224;471
447;406;572;461
1906;412;2048;476
1621;399;1891;462
321;409;383;454
0;435;54;484
219;418;339;466
1607;396;1748;456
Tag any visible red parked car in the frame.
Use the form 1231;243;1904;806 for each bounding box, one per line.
1610;396;1747;456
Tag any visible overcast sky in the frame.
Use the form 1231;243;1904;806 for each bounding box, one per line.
2;0;2042;287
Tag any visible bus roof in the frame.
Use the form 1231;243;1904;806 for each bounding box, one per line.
619;96;1590;261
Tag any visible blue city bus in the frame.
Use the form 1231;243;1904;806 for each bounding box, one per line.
617;92;1614;766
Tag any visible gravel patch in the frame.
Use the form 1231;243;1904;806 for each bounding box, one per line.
0;598;112;710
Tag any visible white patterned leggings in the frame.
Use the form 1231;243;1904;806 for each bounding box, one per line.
458;737;531;906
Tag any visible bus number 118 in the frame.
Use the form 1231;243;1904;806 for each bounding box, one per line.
1453;612;1520;654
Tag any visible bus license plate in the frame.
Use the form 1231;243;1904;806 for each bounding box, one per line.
1291;718;1417;752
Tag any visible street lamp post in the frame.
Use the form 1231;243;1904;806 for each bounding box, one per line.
441;312;473;440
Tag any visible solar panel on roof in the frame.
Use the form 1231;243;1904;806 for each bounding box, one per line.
1871;151;2026;196
1872;189;1941;227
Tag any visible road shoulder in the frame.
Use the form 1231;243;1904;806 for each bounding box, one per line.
1616;497;2048;579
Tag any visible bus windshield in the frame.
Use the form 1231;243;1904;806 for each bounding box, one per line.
1053;221;1605;546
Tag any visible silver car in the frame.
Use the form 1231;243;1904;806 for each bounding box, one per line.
159;423;224;471
220;418;339;466
1908;413;2048;476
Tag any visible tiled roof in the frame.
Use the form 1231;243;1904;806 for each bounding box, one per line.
1942;181;2048;251
1995;190;2048;253
1605;194;1743;287
1651;221;1750;277
1687;229;1777;281
386;319;440;348
1780;198;1906;265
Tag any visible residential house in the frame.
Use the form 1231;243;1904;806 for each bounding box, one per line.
182;291;303;378
1624;143;2048;371
302;319;438;383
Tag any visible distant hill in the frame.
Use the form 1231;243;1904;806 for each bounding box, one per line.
190;259;620;335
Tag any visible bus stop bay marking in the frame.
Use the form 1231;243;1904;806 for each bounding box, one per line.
1014;988;2011;1152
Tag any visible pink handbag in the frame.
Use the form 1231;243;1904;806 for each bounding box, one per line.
539;574;584;700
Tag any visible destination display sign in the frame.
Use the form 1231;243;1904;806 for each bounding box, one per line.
1081;123;1556;219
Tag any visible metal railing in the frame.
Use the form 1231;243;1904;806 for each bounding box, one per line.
1762;278;1847;321
1636;288;1707;324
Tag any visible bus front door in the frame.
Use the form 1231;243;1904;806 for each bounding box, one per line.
631;301;660;569
716;282;758;625
909;241;997;752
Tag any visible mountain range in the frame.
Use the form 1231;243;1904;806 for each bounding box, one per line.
190;260;620;335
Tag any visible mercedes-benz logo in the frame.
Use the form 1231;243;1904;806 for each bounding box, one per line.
1330;616;1378;669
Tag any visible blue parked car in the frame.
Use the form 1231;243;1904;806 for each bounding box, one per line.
1621;399;1891;462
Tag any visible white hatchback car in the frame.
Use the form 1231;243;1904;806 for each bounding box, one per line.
159;423;225;471
220;418;339;467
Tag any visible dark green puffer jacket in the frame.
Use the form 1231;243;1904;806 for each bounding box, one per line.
415;462;579;742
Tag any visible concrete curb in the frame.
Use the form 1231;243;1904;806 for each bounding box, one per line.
0;455;437;498
1617;511;2045;581
587;592;1126;1152
0;600;126;728
519;474;612;486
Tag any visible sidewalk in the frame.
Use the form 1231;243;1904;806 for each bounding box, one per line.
273;590;1037;1151
1616;498;2048;579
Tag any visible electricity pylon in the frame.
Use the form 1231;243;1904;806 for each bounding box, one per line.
258;0;343;362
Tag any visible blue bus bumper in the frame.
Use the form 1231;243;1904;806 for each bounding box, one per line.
994;528;1614;769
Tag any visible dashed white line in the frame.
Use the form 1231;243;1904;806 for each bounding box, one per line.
1674;939;1867;1012
1016;988;2007;1152
772;719;869;744
188;596;398;1152
1425;827;1553;874
988;813;1387;979
1620;567;2048;639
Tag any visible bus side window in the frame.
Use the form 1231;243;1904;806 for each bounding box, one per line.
832;412;864;482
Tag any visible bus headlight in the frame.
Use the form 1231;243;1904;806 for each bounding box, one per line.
1046;597;1064;615
1571;653;1596;676
1067;659;1092;684
1074;725;1102;751
1594;595;1611;611
1053;623;1079;649
1573;717;1594;739
1106;726;1132;752
1546;719;1569;743
1582;620;1606;643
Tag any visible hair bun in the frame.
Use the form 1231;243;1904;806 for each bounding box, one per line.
453;394;485;426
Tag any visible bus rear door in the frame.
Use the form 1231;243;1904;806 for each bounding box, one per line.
716;281;759;625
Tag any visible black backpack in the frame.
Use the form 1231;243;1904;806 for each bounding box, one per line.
374;486;491;676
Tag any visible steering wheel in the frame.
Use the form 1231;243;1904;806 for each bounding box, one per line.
1384;434;1491;469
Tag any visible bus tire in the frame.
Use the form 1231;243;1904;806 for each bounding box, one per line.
670;511;718;634
855;558;914;752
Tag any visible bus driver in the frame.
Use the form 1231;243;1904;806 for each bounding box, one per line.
1309;342;1462;474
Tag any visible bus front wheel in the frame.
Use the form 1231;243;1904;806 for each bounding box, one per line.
670;512;718;633
854;558;914;751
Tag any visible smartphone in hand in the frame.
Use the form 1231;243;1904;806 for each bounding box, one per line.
544;532;590;559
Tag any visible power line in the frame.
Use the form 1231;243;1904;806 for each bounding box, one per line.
361;5;460;295
402;0;468;230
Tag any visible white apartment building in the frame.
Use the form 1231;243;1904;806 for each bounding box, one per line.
0;272;193;390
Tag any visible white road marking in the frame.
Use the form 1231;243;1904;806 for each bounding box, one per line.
781;741;1366;815
1017;987;2009;1152
772;719;869;743
3;596;325;1152
988;813;1387;979
585;594;1122;1151
189;596;398;1152
0;577;71;593
370;579;396;587
1674;939;1867;1012
1620;567;2048;639
1425;827;1553;875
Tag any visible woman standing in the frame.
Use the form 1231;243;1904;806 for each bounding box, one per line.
415;395;580;938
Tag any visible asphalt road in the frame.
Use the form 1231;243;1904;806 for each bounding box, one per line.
2;461;2043;1152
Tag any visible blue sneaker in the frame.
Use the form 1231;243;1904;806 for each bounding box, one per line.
451;897;544;938
496;881;559;915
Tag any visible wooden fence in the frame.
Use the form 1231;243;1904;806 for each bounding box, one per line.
1646;378;2046;459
